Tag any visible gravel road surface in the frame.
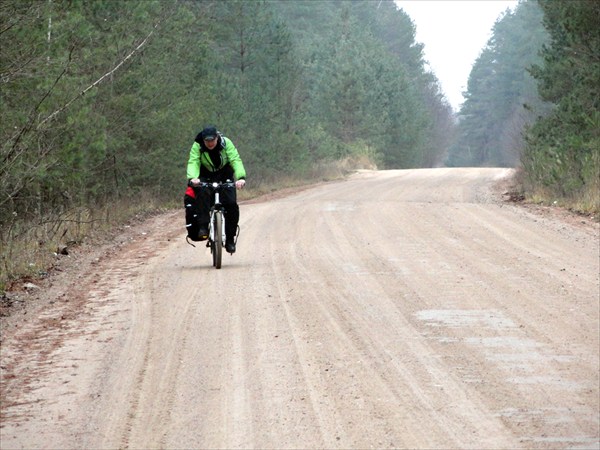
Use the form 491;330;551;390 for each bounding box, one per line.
1;168;599;449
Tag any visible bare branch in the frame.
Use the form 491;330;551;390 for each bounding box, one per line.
37;19;162;129
0;3;38;36
1;45;74;171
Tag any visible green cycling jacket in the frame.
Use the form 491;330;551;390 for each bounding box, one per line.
186;136;246;180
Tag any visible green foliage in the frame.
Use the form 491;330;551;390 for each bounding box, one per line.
274;0;453;169
446;0;598;212
1;0;456;285
448;0;549;167
522;0;600;206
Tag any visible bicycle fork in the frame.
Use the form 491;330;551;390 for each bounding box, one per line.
208;192;226;247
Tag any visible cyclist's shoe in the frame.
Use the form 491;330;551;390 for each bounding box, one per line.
225;237;236;254
197;225;209;241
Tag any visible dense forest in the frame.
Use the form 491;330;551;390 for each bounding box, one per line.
522;0;599;206
1;0;598;287
451;0;599;210
0;0;452;284
448;0;549;167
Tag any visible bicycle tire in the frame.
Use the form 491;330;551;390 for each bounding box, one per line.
213;211;223;269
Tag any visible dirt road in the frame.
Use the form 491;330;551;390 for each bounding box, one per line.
1;168;599;449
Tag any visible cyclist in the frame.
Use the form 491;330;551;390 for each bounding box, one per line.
184;125;246;253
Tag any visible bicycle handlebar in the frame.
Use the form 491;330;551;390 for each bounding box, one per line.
192;180;237;189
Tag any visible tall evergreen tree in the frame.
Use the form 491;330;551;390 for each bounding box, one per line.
1;0;460;284
522;0;600;199
448;0;548;167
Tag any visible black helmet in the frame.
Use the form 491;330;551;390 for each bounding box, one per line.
201;125;218;141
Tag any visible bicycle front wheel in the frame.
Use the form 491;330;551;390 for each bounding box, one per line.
212;211;223;269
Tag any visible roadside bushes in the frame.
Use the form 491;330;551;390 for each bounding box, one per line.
521;0;600;214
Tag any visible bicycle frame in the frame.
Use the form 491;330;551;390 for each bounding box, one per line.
199;181;236;269
209;195;225;244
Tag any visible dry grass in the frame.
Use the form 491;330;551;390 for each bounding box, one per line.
511;166;599;218
0;194;172;292
238;155;377;202
571;179;600;216
1;157;379;292
308;154;378;179
524;181;599;217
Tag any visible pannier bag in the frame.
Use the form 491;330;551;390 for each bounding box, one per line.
184;187;201;241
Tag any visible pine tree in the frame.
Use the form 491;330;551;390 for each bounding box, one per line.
448;0;548;167
522;0;600;201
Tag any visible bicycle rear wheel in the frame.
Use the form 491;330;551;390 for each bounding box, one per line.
212;211;223;269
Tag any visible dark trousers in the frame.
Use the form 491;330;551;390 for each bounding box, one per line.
184;167;239;240
195;183;239;237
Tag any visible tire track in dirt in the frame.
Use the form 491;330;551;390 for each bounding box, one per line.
280;184;516;448
1;169;598;449
99;244;211;449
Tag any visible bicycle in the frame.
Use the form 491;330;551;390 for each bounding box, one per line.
198;181;238;269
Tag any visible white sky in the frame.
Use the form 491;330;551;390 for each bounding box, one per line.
395;0;519;111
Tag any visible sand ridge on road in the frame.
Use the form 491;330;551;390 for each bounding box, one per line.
1;168;599;449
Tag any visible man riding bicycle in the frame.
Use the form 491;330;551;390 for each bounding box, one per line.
184;125;246;253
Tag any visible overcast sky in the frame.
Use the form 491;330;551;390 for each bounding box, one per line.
395;0;518;111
